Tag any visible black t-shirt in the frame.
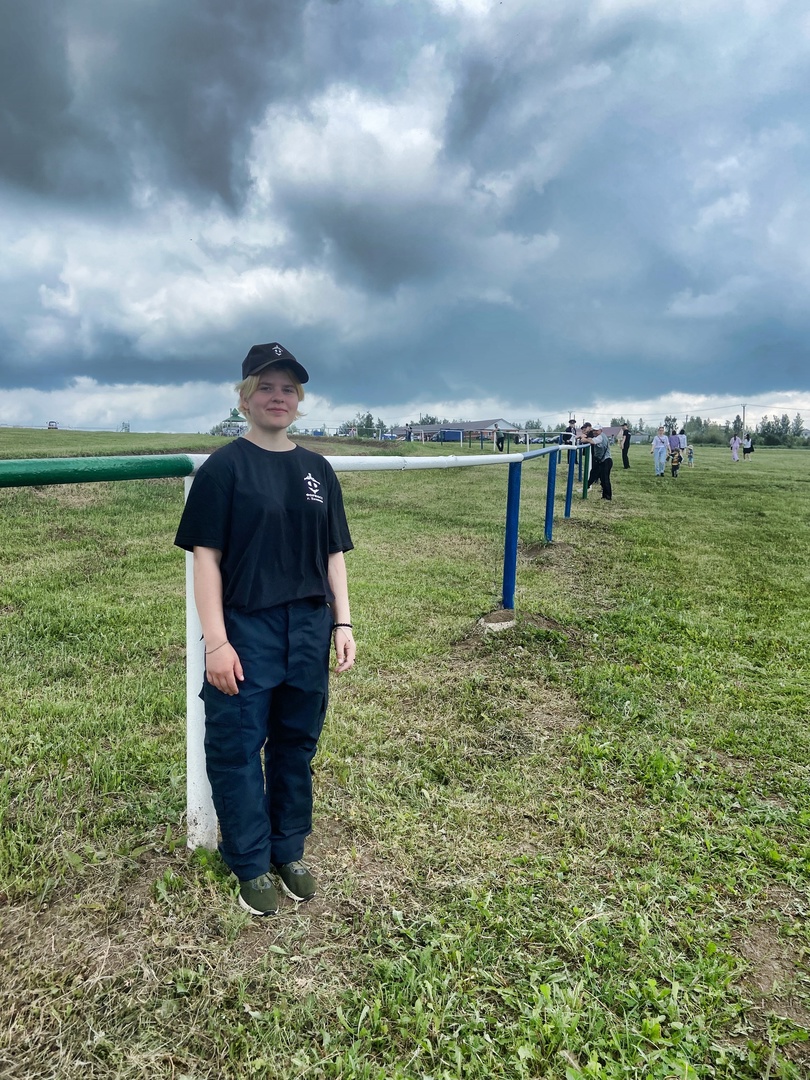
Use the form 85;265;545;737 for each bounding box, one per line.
174;439;353;614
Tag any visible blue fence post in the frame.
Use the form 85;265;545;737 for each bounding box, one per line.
564;449;576;517
502;460;522;609
544;449;558;541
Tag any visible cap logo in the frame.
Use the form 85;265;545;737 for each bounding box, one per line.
272;345;284;356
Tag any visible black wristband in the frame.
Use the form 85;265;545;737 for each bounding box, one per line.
333;623;353;631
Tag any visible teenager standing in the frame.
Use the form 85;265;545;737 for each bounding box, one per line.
175;343;355;915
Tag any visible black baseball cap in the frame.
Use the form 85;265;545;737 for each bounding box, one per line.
241;343;309;384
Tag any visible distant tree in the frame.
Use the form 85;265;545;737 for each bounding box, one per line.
757;415;780;445
791;412;805;437
685;415;704;435
663;415;678;431
209;423;224;436
524;418;544;429
375;417;388;436
637;417;645;431
340;411;375;437
732;414;743;435
356;411;375;438
419;414;439;425
610;415;628;427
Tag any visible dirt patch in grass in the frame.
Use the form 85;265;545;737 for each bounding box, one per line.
737;923;800;997
523;541;574;559
31;484;105;509
732;917;810;1065
520;610;573;634
0;835;399;1067
408;641;584;745
452;609;577;652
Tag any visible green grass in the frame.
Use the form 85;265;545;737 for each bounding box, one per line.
0;437;808;1078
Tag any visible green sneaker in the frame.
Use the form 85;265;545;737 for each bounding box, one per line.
238;873;279;915
273;860;317;902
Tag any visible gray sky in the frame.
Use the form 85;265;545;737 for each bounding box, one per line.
2;0;809;433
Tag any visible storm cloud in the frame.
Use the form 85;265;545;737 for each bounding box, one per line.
1;0;809;431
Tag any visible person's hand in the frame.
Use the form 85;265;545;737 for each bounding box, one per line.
205;642;244;695
333;627;356;674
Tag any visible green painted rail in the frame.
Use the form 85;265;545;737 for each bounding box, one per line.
0;454;202;488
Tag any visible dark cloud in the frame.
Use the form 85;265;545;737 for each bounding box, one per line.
0;1;125;200
1;0;809;425
0;0;316;206
273;189;464;292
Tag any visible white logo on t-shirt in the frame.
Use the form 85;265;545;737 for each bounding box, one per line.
304;472;324;503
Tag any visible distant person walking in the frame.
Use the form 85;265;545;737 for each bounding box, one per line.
651;427;668;476
742;433;753;459
620;423;631;469
668;429;680;456
405;423;413;443
493;424;505;452
730;434;741;461
687;445;694;467
678;428;687;453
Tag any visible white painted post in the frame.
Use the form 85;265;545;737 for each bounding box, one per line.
184;475;217;850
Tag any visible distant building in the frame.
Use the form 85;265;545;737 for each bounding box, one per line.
391;418;520;441
220;408;248;437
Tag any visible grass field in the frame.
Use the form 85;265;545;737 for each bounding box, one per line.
0;432;808;1078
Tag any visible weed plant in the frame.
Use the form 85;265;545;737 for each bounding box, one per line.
0;437;808;1078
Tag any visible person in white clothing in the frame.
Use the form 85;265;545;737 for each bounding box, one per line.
651;427;668;476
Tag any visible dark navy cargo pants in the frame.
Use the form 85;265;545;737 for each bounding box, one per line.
202;598;332;881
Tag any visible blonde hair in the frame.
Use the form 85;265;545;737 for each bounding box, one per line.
235;365;306;425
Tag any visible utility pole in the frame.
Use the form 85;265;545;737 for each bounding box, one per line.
742;404;747;434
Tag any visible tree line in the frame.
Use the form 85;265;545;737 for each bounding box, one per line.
627;413;809;447
212;408;808;446
328;411;810;446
